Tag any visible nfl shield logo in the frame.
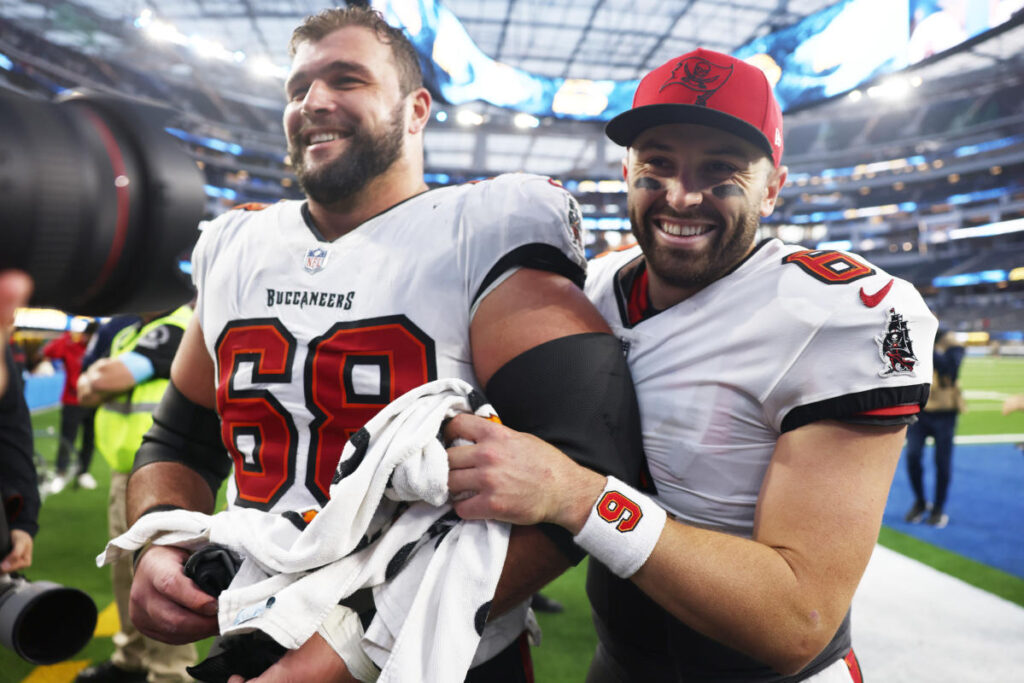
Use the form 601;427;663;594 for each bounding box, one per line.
303;247;328;274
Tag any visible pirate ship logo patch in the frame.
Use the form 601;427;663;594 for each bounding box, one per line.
660;56;734;105
875;307;918;377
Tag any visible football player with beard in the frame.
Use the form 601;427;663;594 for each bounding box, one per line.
446;49;937;682
124;6;645;683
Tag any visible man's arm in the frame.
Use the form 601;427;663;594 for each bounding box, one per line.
125;317;222;644
465;265;620;615
631;420;902;673
126;316;217;522
76;356;139;406
449;417;904;674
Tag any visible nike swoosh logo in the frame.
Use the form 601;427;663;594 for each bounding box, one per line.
860;278;894;307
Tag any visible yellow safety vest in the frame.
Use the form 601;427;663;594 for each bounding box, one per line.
95;306;192;472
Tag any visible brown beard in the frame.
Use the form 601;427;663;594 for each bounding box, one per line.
634;205;761;293
289;101;405;206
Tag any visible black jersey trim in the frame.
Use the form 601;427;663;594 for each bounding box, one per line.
472;243;586;308
610;239;775;329
781;383;930;433
612;256;643;329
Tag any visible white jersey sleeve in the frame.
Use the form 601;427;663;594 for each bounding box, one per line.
763;250;937;432
455;174;587;313
190;203;275;321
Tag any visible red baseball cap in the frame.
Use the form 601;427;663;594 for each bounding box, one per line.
606;48;784;166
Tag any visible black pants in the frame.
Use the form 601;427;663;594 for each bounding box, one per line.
55;404;95;474
904;410;957;512
193;631;532;683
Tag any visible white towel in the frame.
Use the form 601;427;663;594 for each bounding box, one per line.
98;378;516;682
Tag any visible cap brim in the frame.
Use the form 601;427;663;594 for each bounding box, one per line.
605;103;774;161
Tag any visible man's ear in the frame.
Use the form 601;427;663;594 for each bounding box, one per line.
408;87;432;135
760;164;788;217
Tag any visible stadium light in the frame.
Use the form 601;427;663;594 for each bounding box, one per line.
248;55;286;80
513;113;540;129
867;77;912;100
143;19;186;45
817;239;853;250
190;35;231;61
949;217;1024;240
456;109;484;126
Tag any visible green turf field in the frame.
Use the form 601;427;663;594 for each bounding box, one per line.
955;355;1024;437
3;354;1023;681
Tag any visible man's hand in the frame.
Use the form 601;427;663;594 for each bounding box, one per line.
1;529;34;573
77;357;137;406
1002;394;1024;416
225;633;358;683
445;413;605;533
129;545;218;644
76;371;99;406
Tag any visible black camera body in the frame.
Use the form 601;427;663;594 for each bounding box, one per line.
0;498;97;664
0;87;206;315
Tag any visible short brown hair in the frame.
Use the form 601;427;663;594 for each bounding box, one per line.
289;6;423;96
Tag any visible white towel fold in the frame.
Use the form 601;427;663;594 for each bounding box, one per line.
98;378;518;681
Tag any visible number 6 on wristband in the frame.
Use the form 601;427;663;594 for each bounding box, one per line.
573;476;667;578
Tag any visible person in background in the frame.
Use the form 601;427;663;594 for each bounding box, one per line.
42;323;99;492
74;305;196;683
904;328;967;528
0;343;39;575
0;271;32;397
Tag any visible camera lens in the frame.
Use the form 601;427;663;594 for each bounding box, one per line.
0;578;97;664
0;89;205;315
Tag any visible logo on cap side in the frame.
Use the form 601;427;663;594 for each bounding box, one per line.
659;56;733;106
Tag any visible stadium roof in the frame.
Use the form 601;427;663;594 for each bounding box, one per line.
3;0;1023;177
2;1;847;81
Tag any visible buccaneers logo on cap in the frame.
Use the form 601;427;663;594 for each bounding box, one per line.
660;56;733;105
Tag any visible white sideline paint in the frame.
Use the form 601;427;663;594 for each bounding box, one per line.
953;433;1024;445
852;545;1024;682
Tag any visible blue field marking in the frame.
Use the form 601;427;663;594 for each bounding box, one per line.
884;441;1024;579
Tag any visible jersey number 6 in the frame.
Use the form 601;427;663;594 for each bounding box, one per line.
215;317;436;509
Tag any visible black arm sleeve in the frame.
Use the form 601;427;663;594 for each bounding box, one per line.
0;346;39;536
128;324;185;379
132;381;232;497
484;332;650;563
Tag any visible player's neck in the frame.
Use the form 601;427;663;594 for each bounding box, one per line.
306;159;428;241
646;269;700;310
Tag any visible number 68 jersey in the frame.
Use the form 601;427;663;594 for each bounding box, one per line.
191;173;586;514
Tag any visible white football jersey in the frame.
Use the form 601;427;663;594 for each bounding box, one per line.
586;239;937;538
191;173;586;514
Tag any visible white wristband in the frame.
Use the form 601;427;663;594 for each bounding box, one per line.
317;604;380;683
572;476;666;578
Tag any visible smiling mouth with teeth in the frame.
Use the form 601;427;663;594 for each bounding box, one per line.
657;221;714;237
305;131;347;145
